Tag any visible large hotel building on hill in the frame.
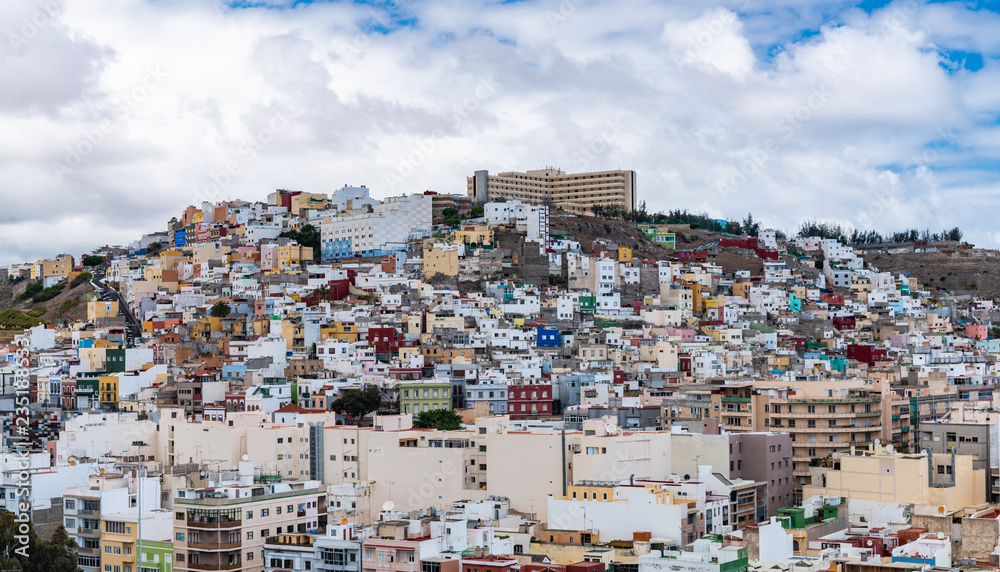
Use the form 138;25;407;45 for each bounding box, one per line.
467;168;636;214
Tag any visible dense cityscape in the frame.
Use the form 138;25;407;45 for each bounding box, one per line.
2;167;998;572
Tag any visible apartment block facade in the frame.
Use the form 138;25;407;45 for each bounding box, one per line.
173;479;328;572
467;169;636;215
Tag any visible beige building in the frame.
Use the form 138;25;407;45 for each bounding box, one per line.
467;168;636;214
32;253;74;281
803;443;986;510
173;475;326;572
422;242;461;279
88;300;120;321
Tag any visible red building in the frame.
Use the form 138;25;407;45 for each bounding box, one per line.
225;390;246;412
846;344;889;366
507;383;554;419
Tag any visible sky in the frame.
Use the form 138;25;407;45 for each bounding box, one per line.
2;0;1000;266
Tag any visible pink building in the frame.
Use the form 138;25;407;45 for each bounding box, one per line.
966;324;988;341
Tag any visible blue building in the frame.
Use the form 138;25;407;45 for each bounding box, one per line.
536;326;562;348
174;228;187;247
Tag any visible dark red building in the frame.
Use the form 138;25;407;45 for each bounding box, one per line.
507;383;555;419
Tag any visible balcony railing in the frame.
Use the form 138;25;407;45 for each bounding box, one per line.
188;562;242;571
186;519;242;529
188;542;242;551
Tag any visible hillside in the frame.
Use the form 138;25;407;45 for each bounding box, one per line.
865;247;1000;296
0;277;94;329
550;215;767;274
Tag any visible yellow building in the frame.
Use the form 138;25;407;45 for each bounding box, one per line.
803;443;986;509
448;225;493;246
88;300;120;321
100;375;119;410
290;192;330;216
423;242;461;279
101;515;138;572
278;244;313;269
321;323;360;342
32;254;74;281
617;245;632;263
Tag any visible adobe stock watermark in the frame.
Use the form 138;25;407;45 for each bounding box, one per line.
7;0;63;55
671;2;752;70
716;84;831;198
851;125;959;232
12;334;32;558
382;76;498;192
193;111;292;204
51;65;169;181
571;118;626;172
334;7;394;66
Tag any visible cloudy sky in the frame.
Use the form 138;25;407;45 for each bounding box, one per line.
1;0;999;265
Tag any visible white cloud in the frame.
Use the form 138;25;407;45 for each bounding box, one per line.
3;0;1000;265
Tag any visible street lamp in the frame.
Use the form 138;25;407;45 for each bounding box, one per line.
132;440;149;572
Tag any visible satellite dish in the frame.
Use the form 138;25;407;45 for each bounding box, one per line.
341;517;349;525
242;454;249;461
874;439;881;445
886;445;894;454
383;501;395;512
867;540;873;546
938;532;945;539
938;506;946;514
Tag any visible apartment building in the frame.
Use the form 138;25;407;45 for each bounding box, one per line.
467;169;636;214
32;253;74;286
398;381;452;415
263;522;364;572
100;510;173;572
173;472;327;572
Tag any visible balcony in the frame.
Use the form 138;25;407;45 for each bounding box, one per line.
188;563;242;571
189;542;242;551
784;424;882;433
79;528;101;538
186;519;242;529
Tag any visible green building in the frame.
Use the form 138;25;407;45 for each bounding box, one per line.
138;540;174;572
634;224;676;250
399;381;452;415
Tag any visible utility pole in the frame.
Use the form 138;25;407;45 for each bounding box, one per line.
133;440;149;572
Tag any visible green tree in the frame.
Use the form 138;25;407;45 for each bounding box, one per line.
331;385;383;420
210;301;231;318
280;224;322;261
741;212;761;237
146;242;165;256
71;272;93;288
413;409;462;431
0;515;79;572
18;282;42;301
309;342;318;360
468;206;484;218
441;207;460;219
82;255;105;267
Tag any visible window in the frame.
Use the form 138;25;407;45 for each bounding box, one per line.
65;499;76;510
246;552;254;561
246;510;253;519
176;533;185;541
262;529;269;537
260;508;269;517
